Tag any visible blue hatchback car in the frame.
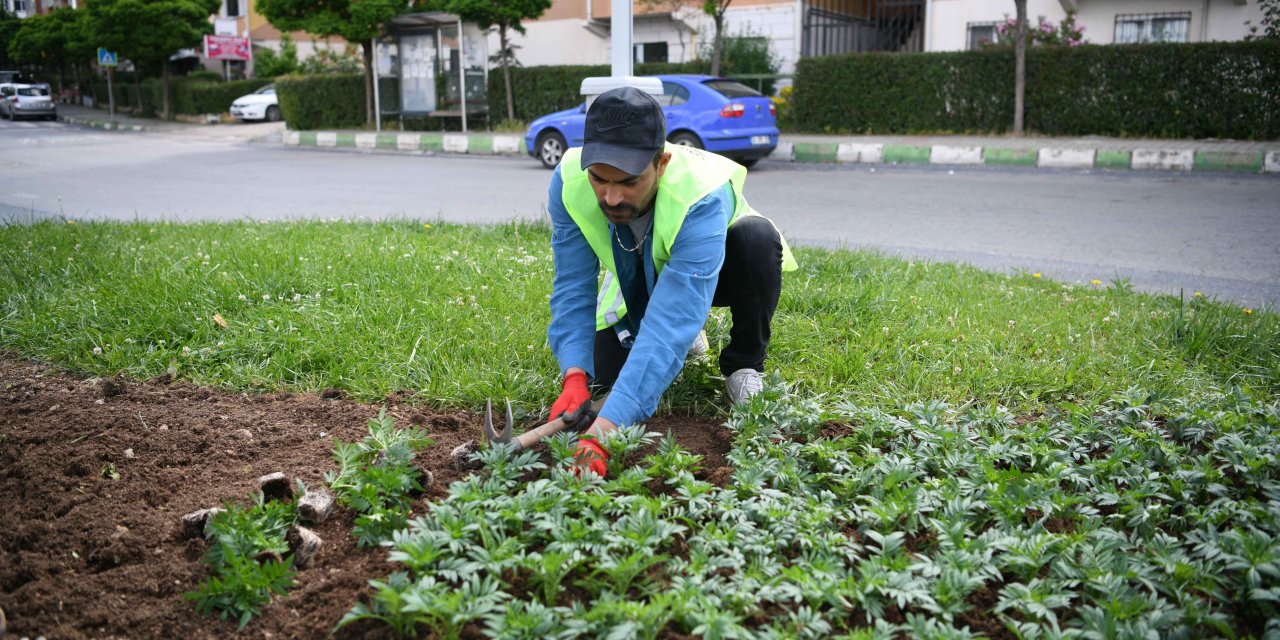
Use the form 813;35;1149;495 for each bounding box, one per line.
525;75;779;170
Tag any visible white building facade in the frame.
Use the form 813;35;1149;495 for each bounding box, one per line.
501;0;1265;79
927;0;1265;52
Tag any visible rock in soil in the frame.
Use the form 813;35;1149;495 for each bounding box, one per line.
297;489;334;524
450;440;481;471
286;525;323;569
179;507;223;540
257;472;293;502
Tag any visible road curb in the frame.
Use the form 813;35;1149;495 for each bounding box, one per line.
57;114;145;131
283;130;528;157
55;112;1280;174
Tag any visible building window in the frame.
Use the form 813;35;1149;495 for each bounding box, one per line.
12;0;28;13
966;22;998;50
634;41;668;64
1114;12;1191;44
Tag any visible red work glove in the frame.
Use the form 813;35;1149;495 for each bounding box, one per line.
550;371;593;430
573;437;609;478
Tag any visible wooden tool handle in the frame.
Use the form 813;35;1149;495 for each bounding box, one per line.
515;397;607;450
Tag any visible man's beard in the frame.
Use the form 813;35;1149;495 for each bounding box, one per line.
600;201;642;222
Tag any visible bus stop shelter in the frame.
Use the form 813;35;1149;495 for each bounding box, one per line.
382;12;488;131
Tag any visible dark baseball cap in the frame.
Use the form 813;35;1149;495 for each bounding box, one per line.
581;86;666;175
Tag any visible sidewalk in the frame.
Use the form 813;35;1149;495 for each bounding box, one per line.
57;103;1280;173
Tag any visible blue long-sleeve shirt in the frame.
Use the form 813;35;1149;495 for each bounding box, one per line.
546;165;734;428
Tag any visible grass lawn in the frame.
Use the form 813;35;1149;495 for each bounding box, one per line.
2;219;1278;638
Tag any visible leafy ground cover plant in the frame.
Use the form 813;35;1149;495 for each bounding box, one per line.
184;495;298;629
342;382;1280;638
326;408;434;547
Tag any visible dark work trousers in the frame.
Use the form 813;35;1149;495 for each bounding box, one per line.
592;215;784;390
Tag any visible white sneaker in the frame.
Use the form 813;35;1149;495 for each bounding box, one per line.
724;368;765;405
688;329;709;357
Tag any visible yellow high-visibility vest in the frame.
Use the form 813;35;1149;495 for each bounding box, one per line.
560;143;798;331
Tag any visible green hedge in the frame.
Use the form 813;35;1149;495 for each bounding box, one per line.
275;73;367;130
793;40;1280;139
90;77;271;117
487;61;709;122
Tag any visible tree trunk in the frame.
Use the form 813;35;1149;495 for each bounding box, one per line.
161;60;171;120
710;11;724;76
361;40;375;127
132;67;144;114
1013;0;1027;135
500;25;514;122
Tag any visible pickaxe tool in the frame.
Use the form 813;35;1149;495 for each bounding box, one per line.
484;397;607;451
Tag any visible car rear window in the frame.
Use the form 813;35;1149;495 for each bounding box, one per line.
18;87;49;96
702;80;762;98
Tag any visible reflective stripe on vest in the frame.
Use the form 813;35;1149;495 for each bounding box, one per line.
561;143;798;330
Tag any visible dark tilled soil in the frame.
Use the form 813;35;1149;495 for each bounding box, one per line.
0;357;732;639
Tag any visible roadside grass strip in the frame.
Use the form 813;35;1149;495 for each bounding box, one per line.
0;220;1274;415
2;220;1279;635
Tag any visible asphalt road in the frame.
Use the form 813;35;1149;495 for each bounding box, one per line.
3;119;1278;309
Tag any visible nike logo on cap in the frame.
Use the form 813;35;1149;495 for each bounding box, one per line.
594;107;637;132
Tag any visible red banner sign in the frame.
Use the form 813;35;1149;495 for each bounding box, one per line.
204;34;251;61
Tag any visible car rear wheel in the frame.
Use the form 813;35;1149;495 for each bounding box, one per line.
537;131;566;169
265;105;281;122
669;131;703;149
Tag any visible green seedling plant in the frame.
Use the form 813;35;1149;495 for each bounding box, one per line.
184;494;298;629
326;408;433;546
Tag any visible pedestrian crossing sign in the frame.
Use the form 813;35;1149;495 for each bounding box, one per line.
97;48;118;67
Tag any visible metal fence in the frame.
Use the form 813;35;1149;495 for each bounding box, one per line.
802;0;925;57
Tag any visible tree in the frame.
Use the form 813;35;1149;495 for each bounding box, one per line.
257;0;410;126
1012;0;1027;135
0;8;22;69
254;33;299;78
7;8;93;97
642;0;733;76
87;0;220;118
434;0;550;123
1246;0;1279;40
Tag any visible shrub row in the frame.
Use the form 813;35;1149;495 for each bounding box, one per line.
90;78;271;117
793;40;1280;139
275;73;367;131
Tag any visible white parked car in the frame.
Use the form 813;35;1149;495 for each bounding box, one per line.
229;84;280;122
0;82;57;121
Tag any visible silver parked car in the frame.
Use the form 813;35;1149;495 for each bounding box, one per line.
0;83;57;120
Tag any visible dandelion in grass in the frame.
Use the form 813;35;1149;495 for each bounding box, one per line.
1091;279;1102;285
1194;291;1202;297
1033;272;1042;278
1245;308;1253;315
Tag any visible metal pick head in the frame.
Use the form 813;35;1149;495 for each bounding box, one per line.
483;398;514;445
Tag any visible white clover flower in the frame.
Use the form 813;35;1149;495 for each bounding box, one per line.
182;346;191;355
263;294;271;301
92;346;102;355
124;338;135;344
292;293;302;302
239;294;247;301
